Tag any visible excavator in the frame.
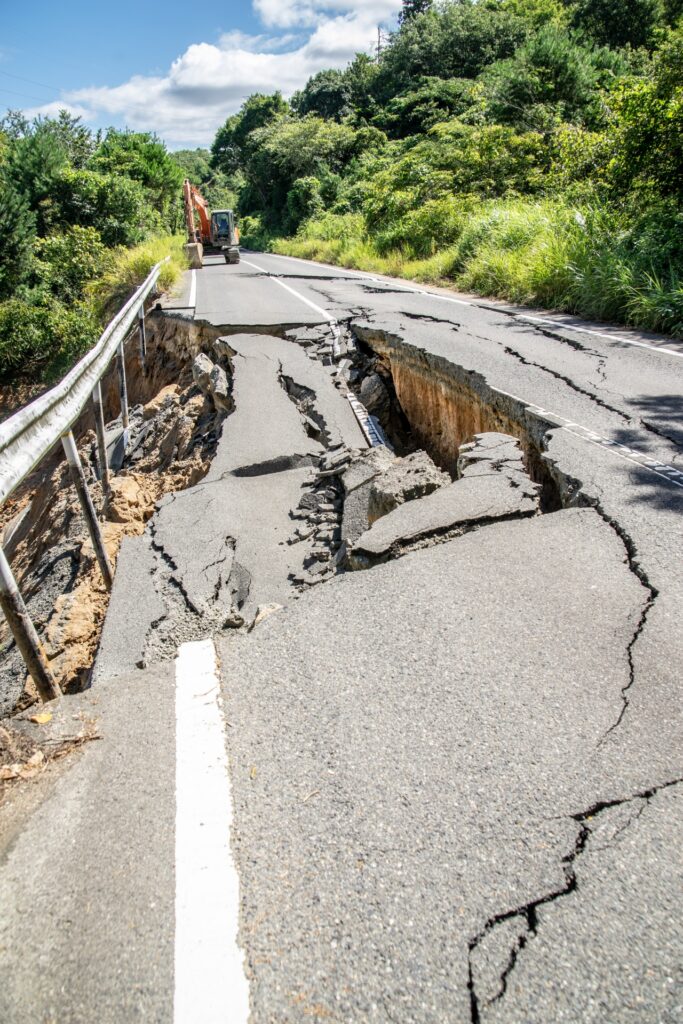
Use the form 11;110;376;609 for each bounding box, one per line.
182;178;240;265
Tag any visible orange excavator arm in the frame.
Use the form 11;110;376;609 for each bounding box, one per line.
183;179;212;246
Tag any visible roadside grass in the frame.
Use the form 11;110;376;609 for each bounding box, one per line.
92;234;189;316
272;203;683;337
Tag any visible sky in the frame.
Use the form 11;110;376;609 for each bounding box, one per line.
0;1;402;149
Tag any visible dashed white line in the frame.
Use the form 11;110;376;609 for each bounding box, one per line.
174;638;249;1024
496;388;683;489
241;256;683;488
188;269;197;309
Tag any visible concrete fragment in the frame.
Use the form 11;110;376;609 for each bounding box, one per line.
367;449;449;522
192;353;214;393
208;365;231;412
458;432;525;479
341;445;394;495
359;372;390;417
249;604;283;631
349;472;540;569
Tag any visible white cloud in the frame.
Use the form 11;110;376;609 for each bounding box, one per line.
55;1;402;148
21;100;93;122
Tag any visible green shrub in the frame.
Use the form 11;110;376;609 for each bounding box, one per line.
35;225;112;302
54;168;156;247
286;177;324;232
0;297;99;384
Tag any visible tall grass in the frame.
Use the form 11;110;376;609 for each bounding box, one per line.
92;234;189;316
274;202;683;336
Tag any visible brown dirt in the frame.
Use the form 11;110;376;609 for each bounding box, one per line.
0;318;230;710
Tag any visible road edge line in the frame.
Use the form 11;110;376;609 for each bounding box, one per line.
174;637;249;1024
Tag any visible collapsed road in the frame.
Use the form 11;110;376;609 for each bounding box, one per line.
0;250;682;1023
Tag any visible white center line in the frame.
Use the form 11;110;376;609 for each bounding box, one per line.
188;269;197;309
174;638;249;1024
241;257;339;329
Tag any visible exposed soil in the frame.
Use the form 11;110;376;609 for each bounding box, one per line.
0;317;232;715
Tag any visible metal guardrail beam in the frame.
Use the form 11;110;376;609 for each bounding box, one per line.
0;258;168;507
0;257;169;702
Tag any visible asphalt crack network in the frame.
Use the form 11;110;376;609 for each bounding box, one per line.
587;501;660;742
466;778;683;1022
503;344;633;424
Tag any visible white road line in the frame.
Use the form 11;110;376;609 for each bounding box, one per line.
188;269;197;309
241;257;339;327
495;386;683;489
517;314;683;359
259;251;683;359
241;256;683;487
174;638;249;1024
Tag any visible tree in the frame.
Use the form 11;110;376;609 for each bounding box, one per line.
344;53;381;121
482;26;626;132
607;27;683;200
375;77;481;137
4;129;67;235
569;0;665;49
240;116;358;228
35;225;110;302
0;177;36;299
38;111;97;169
0;110;30;140
211;93;289;176
90;129;183;217
54;167;153;247
292;70;352;121
375;1;527;100
399;0;433;26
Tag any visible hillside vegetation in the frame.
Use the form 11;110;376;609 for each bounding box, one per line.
210;0;683;335
0;113;190;386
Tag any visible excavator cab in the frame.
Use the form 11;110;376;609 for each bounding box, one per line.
210;210;240;264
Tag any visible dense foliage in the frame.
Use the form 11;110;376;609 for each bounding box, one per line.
0;113;186;384
212;0;683;334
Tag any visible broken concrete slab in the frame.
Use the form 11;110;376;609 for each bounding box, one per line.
341;445;395;494
94;535;165;682
206;335;322;478
145;465;319;634
349;471;540;569
458;431;527;479
217;507;652;1024
367;448;449;522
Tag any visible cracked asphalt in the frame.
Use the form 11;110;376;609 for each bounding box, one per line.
1;251;681;1023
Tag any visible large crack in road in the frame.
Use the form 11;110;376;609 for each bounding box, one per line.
2;257;682;1023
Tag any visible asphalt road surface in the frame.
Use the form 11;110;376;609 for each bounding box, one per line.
1;250;681;1023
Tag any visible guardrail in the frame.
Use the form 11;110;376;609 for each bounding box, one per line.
0;258;169;702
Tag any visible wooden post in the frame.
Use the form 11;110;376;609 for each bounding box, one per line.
0;545;60;703
118;341;129;447
92;382;111;500
138;306;147;374
61;431;114;591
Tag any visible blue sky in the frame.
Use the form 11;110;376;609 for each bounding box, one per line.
1;1;402;148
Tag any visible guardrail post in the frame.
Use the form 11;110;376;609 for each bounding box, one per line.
91;382;111;500
117;341;129;446
61;431;114;591
0;546;60;702
138;306;147;373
